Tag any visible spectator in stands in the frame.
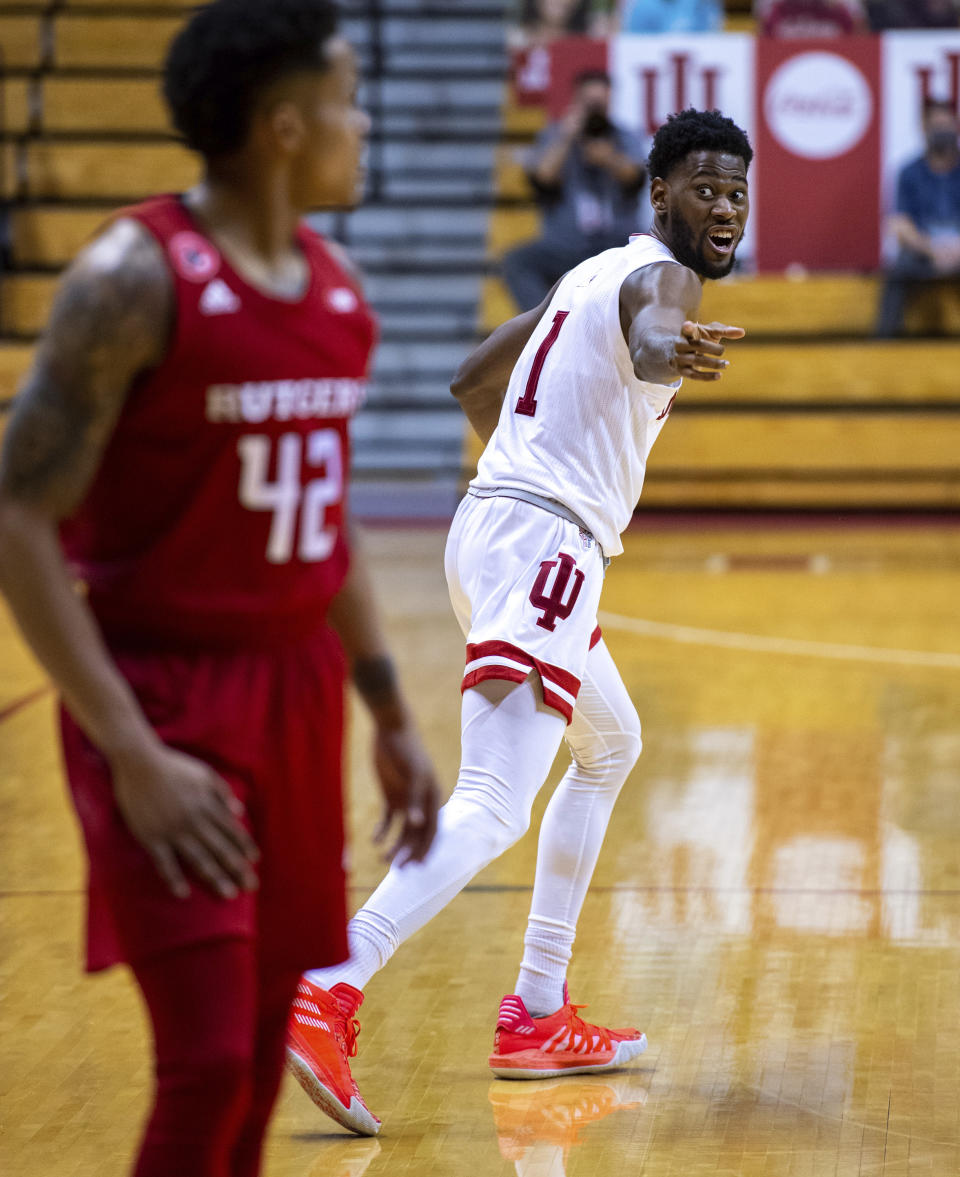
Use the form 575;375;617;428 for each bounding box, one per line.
619;0;723;32
876;99;960;337
865;0;959;27
757;0;866;35
501;70;646;311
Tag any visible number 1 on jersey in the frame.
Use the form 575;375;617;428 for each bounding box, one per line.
514;310;569;418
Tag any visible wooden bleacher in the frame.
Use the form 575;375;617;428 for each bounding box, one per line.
2;0;958;512
0;1;194;398
51;13;183;69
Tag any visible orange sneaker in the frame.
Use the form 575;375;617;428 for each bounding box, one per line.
286;979;381;1136
488;986;647;1079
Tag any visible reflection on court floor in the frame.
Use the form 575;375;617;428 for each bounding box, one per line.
3;521;960;1176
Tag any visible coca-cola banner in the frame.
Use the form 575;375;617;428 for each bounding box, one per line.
755;37;881;271
515;31;960;273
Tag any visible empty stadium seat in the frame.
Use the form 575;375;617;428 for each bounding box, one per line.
0;15;45;69
52;14;184;70
10;207;115;268
22;141;198;200
40;77;171;135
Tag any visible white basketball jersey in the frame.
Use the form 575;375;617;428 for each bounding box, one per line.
473;234;682;558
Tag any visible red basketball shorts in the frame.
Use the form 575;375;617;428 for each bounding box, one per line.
60;626;349;973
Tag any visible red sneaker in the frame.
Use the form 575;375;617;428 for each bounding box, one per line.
488;986;647;1079
286;979;381;1136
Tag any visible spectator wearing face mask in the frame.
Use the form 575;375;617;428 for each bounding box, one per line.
876;98;960;337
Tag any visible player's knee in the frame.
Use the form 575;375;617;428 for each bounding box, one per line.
450;774;533;852
618;710;643;770
496;802;532;848
573;712;642;778
458;793;531;853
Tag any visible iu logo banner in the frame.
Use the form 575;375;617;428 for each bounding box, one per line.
609;34;756;261
755;37;881;271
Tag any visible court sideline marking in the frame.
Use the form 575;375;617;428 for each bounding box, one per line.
598;611;960;670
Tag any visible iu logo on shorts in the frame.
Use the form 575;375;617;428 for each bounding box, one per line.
529;552;584;631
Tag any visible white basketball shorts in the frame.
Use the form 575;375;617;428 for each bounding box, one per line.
444;492;605;723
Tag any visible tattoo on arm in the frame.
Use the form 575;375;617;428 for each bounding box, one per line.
0;219;172;518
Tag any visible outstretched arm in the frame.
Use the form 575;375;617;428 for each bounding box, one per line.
0;219;259;900
619;261;745;386
450;280;561;444
327;523;440;866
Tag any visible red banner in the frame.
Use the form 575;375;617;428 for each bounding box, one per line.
755;37;882;271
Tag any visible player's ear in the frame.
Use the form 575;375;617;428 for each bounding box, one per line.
268;100;307;155
649;177;668;216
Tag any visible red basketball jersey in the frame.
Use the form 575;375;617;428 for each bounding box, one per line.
61;195;377;647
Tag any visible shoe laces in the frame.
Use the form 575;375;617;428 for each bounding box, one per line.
329;992;362;1060
562;1002;612;1052
337;1015;361;1060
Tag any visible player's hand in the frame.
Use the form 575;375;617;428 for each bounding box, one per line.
674;320;745;381
110;740;260;900
371;722;440;867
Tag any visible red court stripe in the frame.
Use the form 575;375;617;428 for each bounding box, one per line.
0;685;52;727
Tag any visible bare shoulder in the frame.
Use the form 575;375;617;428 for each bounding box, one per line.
620;260;701;316
55;216;172;341
0;218;173;513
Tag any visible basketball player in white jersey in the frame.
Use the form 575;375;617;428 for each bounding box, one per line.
288;108;752;1135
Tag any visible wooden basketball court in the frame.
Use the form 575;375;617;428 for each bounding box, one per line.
3;518;960;1176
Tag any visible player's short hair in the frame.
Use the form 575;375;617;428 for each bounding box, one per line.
164;0;340;158
647;108;753;181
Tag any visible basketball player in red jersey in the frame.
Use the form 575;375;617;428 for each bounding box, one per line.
0;1;438;1173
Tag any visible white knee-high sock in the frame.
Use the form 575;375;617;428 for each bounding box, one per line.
515;642;642;1016
307;678;566;993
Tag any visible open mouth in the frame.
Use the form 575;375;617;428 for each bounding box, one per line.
706;226;737;255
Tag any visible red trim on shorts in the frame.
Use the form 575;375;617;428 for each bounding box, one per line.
462;639;580;723
589;626;602;650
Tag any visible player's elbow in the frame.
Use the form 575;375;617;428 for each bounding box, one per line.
632;346;674;387
631;354;659;384
450;363;475;402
